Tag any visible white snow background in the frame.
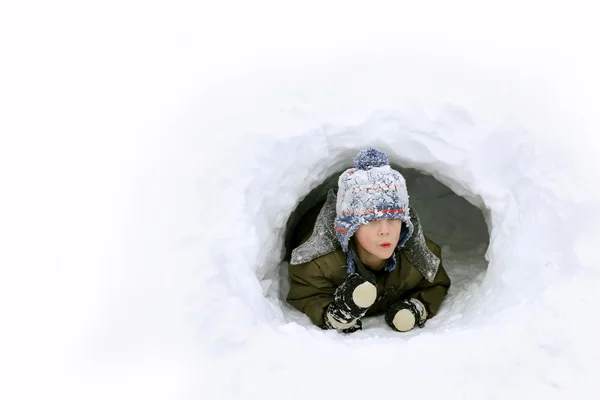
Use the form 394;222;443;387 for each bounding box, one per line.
2;1;600;399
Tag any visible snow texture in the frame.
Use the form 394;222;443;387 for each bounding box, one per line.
2;1;600;400
290;190;339;265
402;207;441;282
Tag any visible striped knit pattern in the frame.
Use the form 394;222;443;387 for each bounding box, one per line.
334;148;414;271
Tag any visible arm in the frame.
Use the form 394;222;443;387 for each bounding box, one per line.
287;260;378;332
405;261;451;319
386;238;451;332
286;260;336;328
406;235;451;318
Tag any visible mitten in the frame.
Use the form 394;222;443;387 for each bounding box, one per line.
385;298;428;332
325;273;377;332
325;317;363;333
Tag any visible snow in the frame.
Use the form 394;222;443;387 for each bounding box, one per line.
2;1;600;399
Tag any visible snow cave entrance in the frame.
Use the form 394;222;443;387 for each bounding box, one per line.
278;164;490;331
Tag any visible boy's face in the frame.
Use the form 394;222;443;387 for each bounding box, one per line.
354;218;403;261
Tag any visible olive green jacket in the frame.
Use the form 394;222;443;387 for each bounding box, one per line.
285;191;451;328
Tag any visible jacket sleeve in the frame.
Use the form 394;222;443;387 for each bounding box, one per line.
286;260;337;328
404;238;451;318
405;261;451;318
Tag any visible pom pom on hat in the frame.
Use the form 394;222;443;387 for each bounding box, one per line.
353;148;390;170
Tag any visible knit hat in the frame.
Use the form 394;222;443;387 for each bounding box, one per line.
334;148;414;272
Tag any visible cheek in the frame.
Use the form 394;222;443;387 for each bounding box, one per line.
395;223;403;236
355;228;377;248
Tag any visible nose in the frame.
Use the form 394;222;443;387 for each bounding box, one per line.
378;220;390;236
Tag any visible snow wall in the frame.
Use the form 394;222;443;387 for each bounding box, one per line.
2;2;600;400
111;58;600;399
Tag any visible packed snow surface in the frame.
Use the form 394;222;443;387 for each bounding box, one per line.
2;1;600;400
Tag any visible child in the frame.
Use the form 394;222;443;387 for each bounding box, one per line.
286;148;451;333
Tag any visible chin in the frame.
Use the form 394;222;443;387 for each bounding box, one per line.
373;247;395;259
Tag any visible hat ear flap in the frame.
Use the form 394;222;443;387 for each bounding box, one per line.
396;219;413;248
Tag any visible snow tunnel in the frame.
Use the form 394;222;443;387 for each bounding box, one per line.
232;94;588;341
10;3;600;398
276;163;490;331
76;56;599;400
239;100;584;339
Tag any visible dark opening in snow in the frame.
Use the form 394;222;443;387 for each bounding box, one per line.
278;165;490;330
284;165;489;260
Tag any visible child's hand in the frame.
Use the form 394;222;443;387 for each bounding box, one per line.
325;273;377;332
385;298;428;332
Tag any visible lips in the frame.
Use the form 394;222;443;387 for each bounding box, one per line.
380;243;391;248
